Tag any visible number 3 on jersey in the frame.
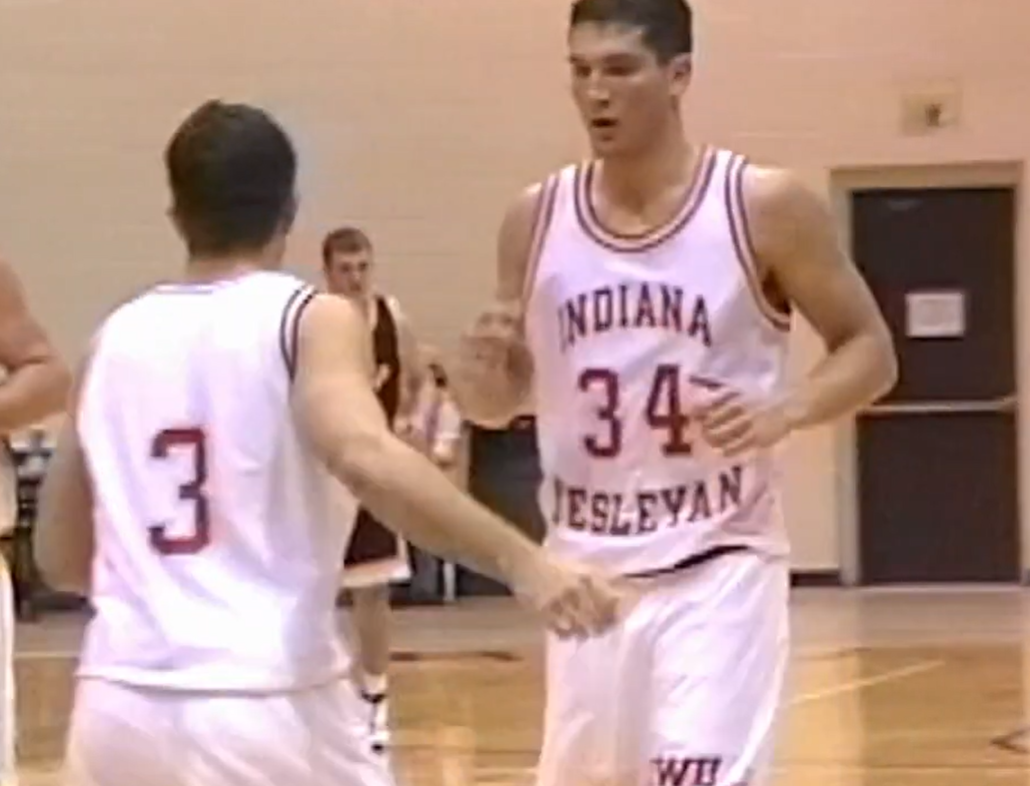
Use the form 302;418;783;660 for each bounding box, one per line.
579;364;693;458
149;427;210;555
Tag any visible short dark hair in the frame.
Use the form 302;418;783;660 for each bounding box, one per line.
569;0;693;61
322;226;373;265
165;100;297;258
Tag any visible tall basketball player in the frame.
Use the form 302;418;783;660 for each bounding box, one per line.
0;257;70;786
321;225;419;752
32;100;621;786
453;0;898;783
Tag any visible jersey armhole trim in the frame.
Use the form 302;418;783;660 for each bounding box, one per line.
279;284;318;381
522;173;561;306
725;154;792;332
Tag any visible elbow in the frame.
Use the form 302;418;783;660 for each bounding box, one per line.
31;356;73;419
879;329;899;390
0;357;73;433
868;327;899;401
54;360;74;401
882;350;899;397
48;363;74;414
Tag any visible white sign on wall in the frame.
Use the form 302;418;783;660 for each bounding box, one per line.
905;289;966;339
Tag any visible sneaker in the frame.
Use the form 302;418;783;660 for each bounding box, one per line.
362;690;390;753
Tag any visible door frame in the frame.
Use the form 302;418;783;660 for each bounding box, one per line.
828;161;1025;586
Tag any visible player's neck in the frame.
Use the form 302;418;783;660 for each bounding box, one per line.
182;251;280;283
181;258;261;284
598;131;697;210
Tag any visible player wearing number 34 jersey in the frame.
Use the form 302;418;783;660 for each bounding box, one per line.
453;1;898;784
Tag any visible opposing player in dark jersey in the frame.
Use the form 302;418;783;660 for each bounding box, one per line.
321;226;420;753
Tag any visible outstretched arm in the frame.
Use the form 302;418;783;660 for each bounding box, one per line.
292;293;619;637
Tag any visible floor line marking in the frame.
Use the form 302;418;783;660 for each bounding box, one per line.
789;659;944;707
14;650;78;661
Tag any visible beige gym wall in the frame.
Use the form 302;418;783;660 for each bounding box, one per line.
0;0;1026;573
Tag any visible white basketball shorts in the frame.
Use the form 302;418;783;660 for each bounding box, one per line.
62;677;395;786
536;549;790;786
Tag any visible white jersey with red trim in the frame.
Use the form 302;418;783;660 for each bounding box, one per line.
76;270;355;692
523;147;792;576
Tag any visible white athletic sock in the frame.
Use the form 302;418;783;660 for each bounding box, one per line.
363;672;388;697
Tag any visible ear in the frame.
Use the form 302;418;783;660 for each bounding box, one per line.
269;198;298;251
281;193;299;234
668;53;693;96
166;204;185;241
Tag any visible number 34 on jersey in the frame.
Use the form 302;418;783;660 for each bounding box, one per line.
578;362;714;459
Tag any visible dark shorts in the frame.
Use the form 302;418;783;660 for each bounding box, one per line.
343;509;401;566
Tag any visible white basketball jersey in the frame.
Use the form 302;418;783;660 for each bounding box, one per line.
77;271;353;692
524;147;792;576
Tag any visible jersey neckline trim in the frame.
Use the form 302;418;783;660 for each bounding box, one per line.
573;144;717;253
150;270;271;295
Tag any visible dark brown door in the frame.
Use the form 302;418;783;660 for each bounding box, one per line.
851;186;1019;583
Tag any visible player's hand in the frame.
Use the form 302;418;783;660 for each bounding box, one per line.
459;300;524;372
695;389;793;457
394;417;426;452
510;552;624;639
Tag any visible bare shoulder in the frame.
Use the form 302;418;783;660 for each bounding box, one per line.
293;292;377;383
739;163;842;271
502;180;549;232
498;180;549;257
299;291;364;337
736;161;895;357
496;179;554;301
740;165;831;238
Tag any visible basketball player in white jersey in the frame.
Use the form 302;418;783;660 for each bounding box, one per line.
454;0;899;783
32;100;621;786
0;256;70;786
321;225;421;753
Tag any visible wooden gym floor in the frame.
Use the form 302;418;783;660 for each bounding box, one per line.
12;588;1030;785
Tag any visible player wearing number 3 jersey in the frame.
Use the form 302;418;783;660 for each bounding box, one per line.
32;101;622;786
453;1;897;784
